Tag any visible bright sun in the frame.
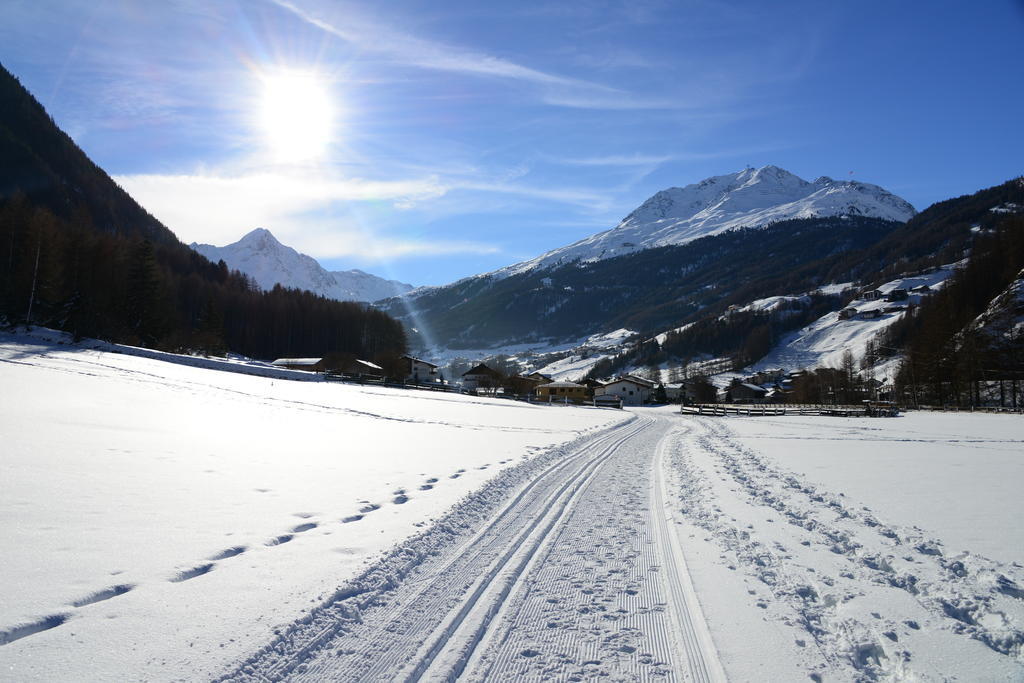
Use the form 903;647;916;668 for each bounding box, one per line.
259;70;334;162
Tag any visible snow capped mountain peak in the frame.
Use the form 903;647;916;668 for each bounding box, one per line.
190;229;414;303
502;165;916;276
238;227;280;247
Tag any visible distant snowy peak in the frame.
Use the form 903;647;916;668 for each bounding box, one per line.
504;165;915;275
191;228;414;303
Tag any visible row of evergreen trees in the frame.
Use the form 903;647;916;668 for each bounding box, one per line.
0;193;407;361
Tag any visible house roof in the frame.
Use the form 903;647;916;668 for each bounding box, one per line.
539;381;585;389
271;358;322;366
510;374;546;384
402;354;439;368
610;374;655;388
353;359;383;371
463;363;502;377
738;383;768;393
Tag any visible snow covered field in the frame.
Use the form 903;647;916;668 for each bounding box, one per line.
726;413;1024;566
3;331;1022;681
0;332;624;681
674;412;1024;681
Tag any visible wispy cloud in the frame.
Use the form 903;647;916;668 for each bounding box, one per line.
262;0;681;113
269;0;595;88
456;180;610;209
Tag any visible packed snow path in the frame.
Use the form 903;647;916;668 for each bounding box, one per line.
226;414;726;681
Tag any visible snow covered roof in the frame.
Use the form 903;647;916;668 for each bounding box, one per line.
539;381;585;389
353;359;383;371
608;375;655;388
271;358;322;366
403;355;439;368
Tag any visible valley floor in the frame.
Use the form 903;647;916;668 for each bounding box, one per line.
2;333;1022;680
0;332;623;681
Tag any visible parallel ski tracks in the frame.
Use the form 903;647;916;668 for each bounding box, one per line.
230;414;725;682
284;416;652;681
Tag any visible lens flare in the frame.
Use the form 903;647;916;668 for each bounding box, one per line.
259;70;334;162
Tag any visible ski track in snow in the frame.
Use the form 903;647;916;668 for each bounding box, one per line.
670;417;1024;681
220;415;726;682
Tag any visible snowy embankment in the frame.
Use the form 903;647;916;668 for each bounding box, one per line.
0;331;625;681
674;412;1024;681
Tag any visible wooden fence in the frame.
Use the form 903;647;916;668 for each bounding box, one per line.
680;403;880;417
323;371;455;392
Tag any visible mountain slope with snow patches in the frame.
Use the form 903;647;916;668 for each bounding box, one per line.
191;229;414;303
501;165;915;275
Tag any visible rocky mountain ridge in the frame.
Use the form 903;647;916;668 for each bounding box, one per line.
191;229;414;303
499;165;916;276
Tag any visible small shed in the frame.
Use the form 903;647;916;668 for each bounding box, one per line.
594;393;623;409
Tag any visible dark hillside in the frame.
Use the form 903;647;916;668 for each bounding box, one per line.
0;64;175;245
824;177;1024;285
385;215;900;349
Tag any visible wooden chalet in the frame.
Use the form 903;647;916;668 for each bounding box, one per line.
726;382;769;403
462;363;503;391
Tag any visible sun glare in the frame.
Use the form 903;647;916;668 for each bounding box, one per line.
259;70;335;162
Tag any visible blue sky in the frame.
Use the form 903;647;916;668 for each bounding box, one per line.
2;1;1022;285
